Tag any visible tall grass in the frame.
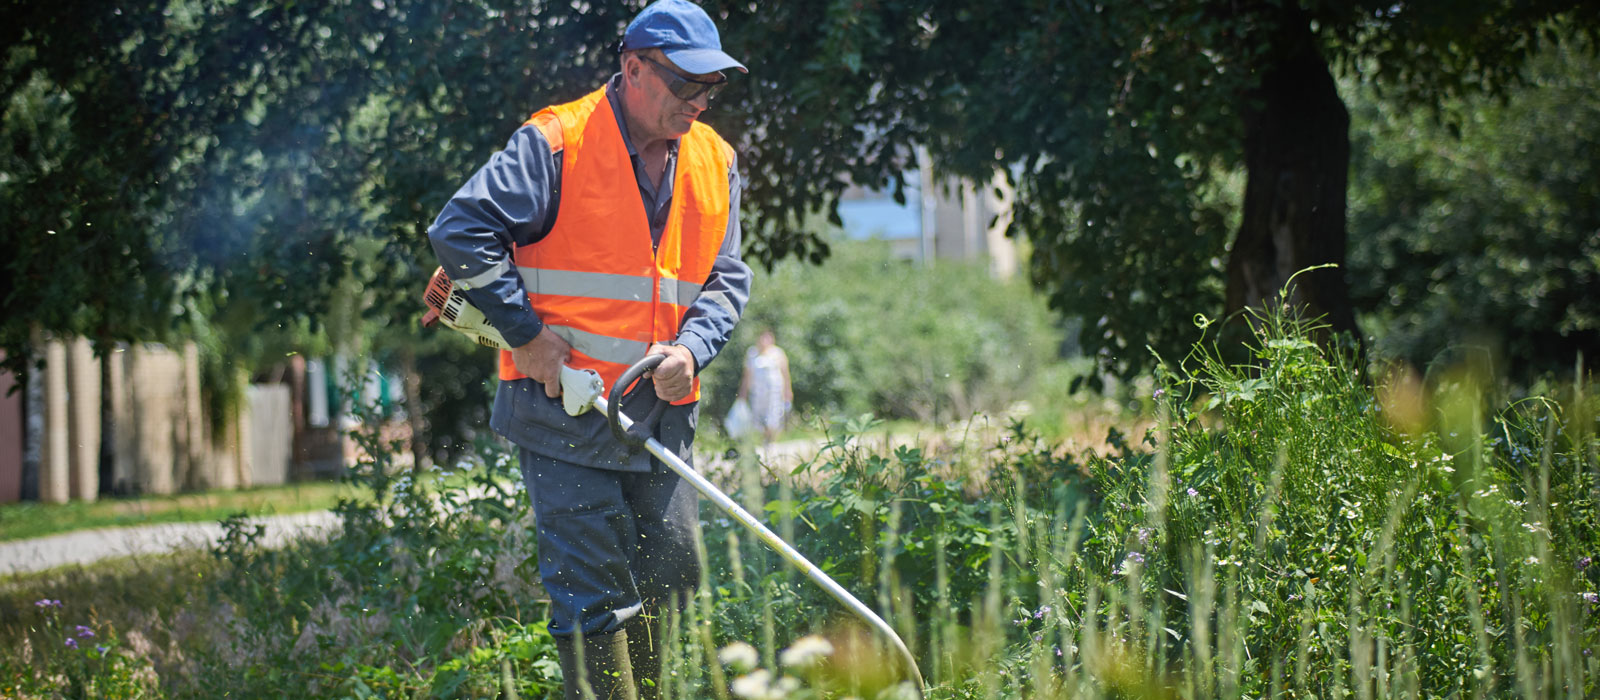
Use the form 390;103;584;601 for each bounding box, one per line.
2;304;1595;698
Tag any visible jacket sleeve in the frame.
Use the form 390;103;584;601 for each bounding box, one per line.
675;156;752;371
426;124;559;349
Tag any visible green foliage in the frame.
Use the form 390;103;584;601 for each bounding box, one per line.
757;1;1600;380
1076;304;1600;695
2;304;1597;696
0;599;161;699
1347;32;1600;378
192;403;548;698
699;240;1065;428
6;0;1598;419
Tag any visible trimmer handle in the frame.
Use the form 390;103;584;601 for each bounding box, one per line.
608;353;670;448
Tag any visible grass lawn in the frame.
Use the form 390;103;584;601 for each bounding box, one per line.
0;480;362;542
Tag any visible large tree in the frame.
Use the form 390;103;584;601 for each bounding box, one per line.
1346;33;1600;378
5;0;1597;387
854;0;1600;378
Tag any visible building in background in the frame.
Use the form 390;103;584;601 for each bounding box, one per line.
836;150;1018;279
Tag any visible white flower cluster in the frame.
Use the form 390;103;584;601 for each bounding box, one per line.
778;634;834;669
721;635;836;700
730;669;801;700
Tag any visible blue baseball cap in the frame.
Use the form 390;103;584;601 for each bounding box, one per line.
620;0;747;74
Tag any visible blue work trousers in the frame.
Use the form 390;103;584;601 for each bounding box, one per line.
519;447;701;638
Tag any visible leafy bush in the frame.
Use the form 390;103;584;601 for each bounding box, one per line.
4;299;1595;699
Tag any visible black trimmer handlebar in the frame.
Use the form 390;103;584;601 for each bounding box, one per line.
607;353;670;448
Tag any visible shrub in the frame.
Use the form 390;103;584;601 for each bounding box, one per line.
6;298;1594;699
699;240;1066;431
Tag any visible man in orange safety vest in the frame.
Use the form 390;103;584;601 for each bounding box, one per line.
426;2;751;697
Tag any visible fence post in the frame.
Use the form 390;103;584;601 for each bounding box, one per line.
67;337;100;502
41;337;70;503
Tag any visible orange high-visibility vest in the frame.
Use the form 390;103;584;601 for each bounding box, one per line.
497;87;734;404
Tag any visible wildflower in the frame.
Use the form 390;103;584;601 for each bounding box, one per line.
96;646;108;655
75;625;95;638
1137;527;1152;545
731;670;797;700
1055;646;1063;657
1033;633;1042;643
1115;552;1146;575
1034;605;1051;620
719;642;760;673
34;599;61;608
64;638;77;649
1187;487;1198;497
1582;592;1598;604
1153;388;1165;400
1525;556;1541;566
730;669;774;700
779;634;834;669
1578;557;1592;571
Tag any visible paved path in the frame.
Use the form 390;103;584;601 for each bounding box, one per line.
0;511;341;577
0;436;857;579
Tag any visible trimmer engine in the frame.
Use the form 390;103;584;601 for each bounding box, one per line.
420;267;511;350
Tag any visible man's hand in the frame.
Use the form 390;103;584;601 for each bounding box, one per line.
647;342;696;402
513;328;573;398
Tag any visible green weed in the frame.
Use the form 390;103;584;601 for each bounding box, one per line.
2;302;1594;698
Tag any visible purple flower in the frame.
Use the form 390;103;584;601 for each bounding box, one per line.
64;638;77;649
1055;646;1063;657
1034;605;1051;620
75;625;95;638
1579;556;1593;571
1127;552;1146;564
1033;634;1043;643
1583;592;1599;604
96;646;108;655
1153;389;1165;399
34;599;61;608
1187;487;1199;497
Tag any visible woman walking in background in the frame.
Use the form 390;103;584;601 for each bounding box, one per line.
739;328;792;446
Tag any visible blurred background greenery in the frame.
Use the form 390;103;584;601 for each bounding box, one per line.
2;0;1595;464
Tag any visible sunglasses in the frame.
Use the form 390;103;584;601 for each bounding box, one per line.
638;54;727;102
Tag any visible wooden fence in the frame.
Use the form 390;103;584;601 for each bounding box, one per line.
0;338;302;504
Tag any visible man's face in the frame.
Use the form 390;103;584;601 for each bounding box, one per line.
625;52;722;142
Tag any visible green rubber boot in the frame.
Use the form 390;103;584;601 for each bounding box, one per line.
556;630;637;700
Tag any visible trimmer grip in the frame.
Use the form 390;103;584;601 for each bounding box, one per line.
607;354;669;448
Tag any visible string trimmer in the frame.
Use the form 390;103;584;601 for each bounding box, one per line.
421;268;924;695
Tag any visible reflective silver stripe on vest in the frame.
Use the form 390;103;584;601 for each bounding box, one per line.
519;267;654;302
658;278;704;308
544;325;650;366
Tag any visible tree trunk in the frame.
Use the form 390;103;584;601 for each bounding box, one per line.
1226;12;1360;342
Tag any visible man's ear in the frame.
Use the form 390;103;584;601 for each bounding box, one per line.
622;52;644;89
